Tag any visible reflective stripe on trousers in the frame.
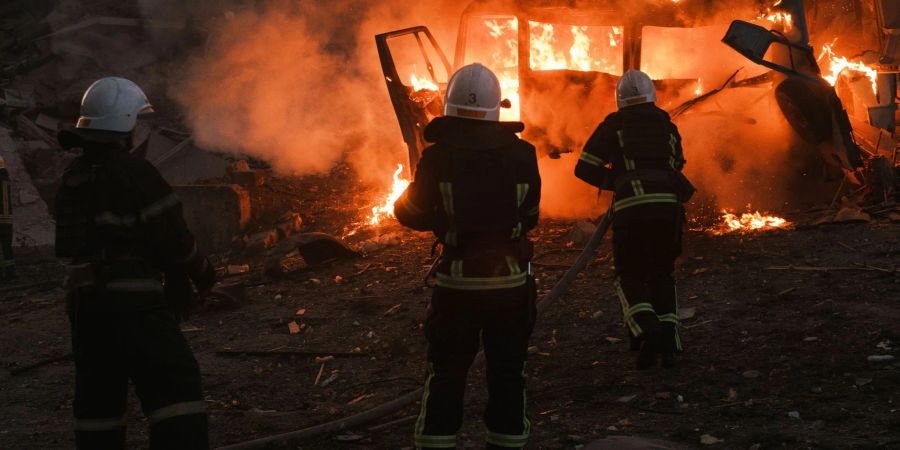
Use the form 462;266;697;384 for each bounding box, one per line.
74;416;126;432
148;400;207;425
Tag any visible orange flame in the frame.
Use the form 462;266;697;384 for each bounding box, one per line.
369;164;411;226
410;73;439;92
818;42;878;95
716;210;790;234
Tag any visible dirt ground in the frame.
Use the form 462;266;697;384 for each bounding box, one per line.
1;170;899;450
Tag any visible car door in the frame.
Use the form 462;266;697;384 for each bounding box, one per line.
375;26;452;175
722;20;863;171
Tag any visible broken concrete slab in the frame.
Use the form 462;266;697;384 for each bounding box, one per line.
584;436;692;450
173;184;250;255
566;221;598;247
833;207;871;223
0;129;55;250
146;132;228;185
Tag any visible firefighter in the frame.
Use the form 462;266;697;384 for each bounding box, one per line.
0;154;14;280
575;69;694;370
55;77;214;449
394;63;541;450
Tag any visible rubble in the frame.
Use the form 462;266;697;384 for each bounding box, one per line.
174;184;251;255
0;129;54;251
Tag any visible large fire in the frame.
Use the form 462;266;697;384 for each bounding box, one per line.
716;210;790;234
369;164;411;226
410;73;439;92
818;41;878;95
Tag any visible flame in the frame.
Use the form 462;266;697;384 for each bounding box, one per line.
818;41;878;95
760;0;792;30
695;79;703;96
410;73;439;92
369;164;411;225
484;18;520;122
716;209;790;234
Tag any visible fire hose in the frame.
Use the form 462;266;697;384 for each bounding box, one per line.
217;207;615;450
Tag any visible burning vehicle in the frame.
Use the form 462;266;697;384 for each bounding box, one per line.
376;0;899;229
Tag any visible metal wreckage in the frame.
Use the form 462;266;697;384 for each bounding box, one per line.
377;0;898;212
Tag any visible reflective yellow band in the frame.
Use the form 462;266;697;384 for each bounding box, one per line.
628;303;655;317
104;279;164;293
439;183;454;216
511;222;523;238
658;313;680;325
669;133;678;154
435;272;528;290
486;431;529;447
614;193;679;211
614;277;642;336
0;217;12;224
516;183;529;207
414;363;435;442
0;260;14;267
623;156;636;171
147;401;206;425
450;260;463;278
505;256;522;275
526;205;540;216
578;151;605;167
74;416;126;432
444;231;458;246
630;179;645;196
140;193;180;222
415;434;457;448
617;130;626;148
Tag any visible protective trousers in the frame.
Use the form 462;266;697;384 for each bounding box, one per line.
68;288;208;450
415;283;536;449
612;213;682;353
0;176;13;280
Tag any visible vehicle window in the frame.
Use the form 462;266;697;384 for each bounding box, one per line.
527;21;623;75
386;31;449;90
464;16;521;121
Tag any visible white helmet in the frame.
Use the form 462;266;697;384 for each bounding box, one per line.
76;77;153;133
616;69;657;109
444;63;502;122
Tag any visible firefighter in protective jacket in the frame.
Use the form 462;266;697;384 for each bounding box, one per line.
0;155;14;280
55;77;214;449
575;69;694;370
394;63;541;450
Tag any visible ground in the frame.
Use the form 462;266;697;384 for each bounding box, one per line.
1;169;899;450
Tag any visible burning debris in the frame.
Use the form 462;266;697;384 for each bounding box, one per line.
716;210;792;234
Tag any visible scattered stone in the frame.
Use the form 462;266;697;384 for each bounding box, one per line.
275;211;303;238
680;307;697;320
742;370;761;379
565;221;597;247
788;411;801;419
726;388;738;401
699;434;724;445
803;337;819;342
287;322;301;334
810;386;823;394
833;207;871;223
226;264;250;275
605;337;622;344
855;377;872;386
616;394;637;403
867;355;895;363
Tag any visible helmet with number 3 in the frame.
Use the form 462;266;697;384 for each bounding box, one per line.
443;63;502;122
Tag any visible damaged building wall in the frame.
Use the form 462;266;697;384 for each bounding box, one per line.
0;129;55;251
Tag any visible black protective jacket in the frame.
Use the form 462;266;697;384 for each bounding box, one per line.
55;138;209;303
575;103;691;218
394;117;541;290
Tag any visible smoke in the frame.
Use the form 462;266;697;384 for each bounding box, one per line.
170;0;875;220
171;0;465;182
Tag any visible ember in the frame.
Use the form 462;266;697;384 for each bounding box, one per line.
716;210;791;234
368;164;411;226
